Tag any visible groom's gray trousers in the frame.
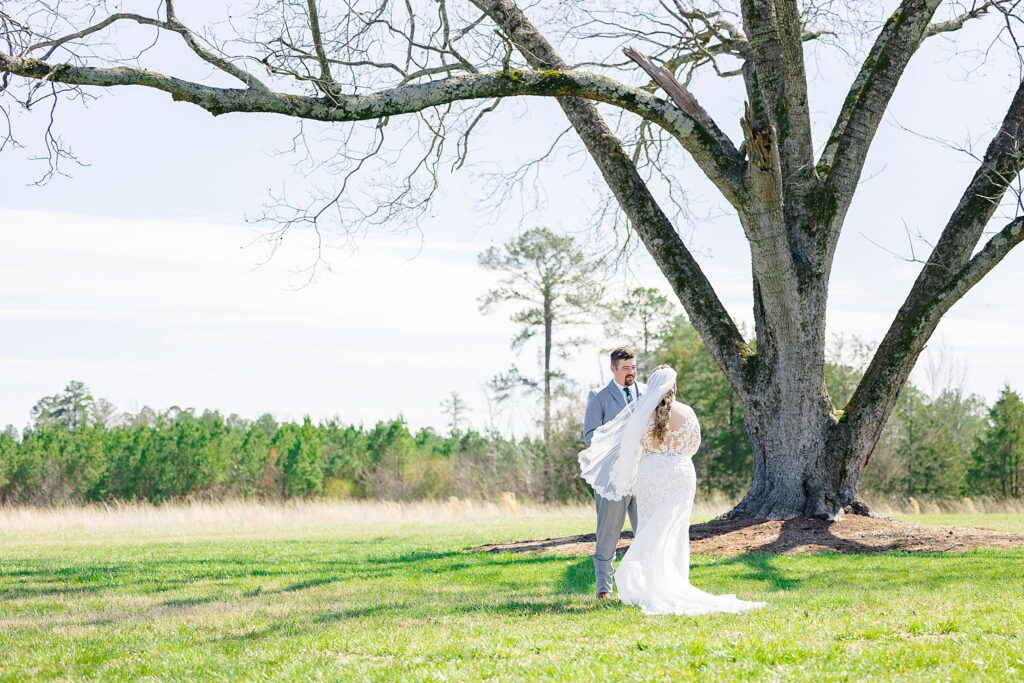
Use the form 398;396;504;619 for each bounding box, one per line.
584;380;644;594
593;494;638;594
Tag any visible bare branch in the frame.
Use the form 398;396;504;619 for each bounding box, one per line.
924;1;1012;37
164;0;270;92
21;12;162;59
471;0;755;394
303;0;337;96
955;215;1024;292
16;6;270;93
842;77;1024;442
819;0;941;206
1;50;744;196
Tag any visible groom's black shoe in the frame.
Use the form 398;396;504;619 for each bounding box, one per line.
596;591;615;600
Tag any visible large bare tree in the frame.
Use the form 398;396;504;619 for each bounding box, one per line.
2;1;1022;519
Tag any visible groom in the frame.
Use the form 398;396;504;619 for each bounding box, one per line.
583;347;643;599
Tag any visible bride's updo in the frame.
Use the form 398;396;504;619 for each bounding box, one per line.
651;364;677;445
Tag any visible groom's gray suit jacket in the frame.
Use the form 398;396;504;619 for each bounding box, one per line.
583;380;646;446
582;378;645;594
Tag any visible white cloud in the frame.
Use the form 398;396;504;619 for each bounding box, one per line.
3;205;1023;435
0;209;525;430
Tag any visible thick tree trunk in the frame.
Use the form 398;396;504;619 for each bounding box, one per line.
725;314;875;520
730;403;880;520
733;410;835;519
725;190;876;519
722;359;880;519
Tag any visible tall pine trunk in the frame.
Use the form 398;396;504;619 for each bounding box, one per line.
542;293;553;500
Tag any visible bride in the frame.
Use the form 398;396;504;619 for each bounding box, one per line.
578;365;765;615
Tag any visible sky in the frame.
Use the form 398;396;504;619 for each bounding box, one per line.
1;3;1022;435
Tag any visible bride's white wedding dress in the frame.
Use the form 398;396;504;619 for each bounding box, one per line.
614;405;766;615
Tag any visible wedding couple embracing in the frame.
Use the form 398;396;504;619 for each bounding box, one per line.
580;347;765;615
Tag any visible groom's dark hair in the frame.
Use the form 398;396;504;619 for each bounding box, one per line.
610;347;636;366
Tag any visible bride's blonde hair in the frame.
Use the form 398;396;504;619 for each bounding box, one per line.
651;364;677;445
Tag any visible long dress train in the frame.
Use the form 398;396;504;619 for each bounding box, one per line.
614;406;766;615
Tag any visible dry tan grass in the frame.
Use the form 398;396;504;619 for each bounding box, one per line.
8;492;1015;539
0;493;737;538
864;495;1024;516
0;498;575;535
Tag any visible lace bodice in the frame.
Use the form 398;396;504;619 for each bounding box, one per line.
639;403;701;457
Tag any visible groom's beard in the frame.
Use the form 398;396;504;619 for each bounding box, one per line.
623;376;635;385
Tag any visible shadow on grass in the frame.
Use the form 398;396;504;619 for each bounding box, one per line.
160;594;226;609
0;576;200;601
12;532;1017;640
553;542;800;598
701;553;801;594
690;516;966;595
551;516;1018;600
210;576;614;644
0;543;471;602
214;604;411;643
558;557;594;595
543;517;932;599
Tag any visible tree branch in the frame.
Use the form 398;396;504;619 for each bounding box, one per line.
164;0;270;92
22;12;163;59
303;0;337;96
835;216;1024;459
841;78;1024;452
739;0;816;197
954;216;1024;295
19;7;270;93
622;45;737;161
924;1;1010;37
0;51;730;145
818;0;941;211
471;0;755;394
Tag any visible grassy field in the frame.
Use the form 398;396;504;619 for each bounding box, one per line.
1;503;1022;681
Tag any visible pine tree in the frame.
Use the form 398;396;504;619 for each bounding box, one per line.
968;387;1024;498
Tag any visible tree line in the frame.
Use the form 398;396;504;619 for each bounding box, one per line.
478;226;1024;504
2;325;1021;507
0;380;585;506
655;318;1024;502
2;226;1022;507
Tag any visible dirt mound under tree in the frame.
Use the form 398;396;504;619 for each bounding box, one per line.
472;515;1024;557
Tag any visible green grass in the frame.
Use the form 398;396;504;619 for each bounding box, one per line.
1;511;1023;681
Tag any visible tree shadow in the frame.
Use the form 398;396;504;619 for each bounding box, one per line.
550;532;802;597
447;597;610;616
0;576;199;601
544;518;883;597
692;516;906;555
686;516;902;594
701;551;801;594
470;530;633;555
160;594;226;609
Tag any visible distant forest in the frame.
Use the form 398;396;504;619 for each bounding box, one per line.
2;316;1022;506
